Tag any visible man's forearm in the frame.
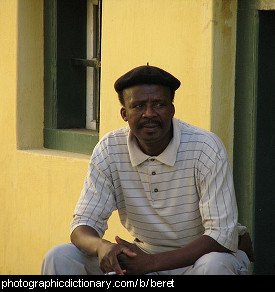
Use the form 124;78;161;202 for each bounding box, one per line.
150;235;230;272
71;226;137;274
70;225;110;256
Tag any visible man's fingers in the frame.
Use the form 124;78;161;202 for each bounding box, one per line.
102;251;126;275
112;261;126;275
122;246;137;257
115;236;127;244
115;236;137;257
115;236;133;247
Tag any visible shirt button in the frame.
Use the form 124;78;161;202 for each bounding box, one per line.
150;158;155;161
154;188;158;192
152;171;156;175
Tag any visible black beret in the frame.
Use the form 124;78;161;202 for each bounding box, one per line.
114;64;181;93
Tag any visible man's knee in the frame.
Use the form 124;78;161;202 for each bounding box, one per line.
190;252;239;275
41;243;103;275
41;243;86;275
43;243;73;262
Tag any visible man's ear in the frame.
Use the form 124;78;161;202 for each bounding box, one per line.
120;107;128;122
172;103;175;118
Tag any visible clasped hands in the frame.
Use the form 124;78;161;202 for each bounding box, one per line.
98;236;154;275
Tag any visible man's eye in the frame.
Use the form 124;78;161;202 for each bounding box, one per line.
134;104;144;108
154;103;164;108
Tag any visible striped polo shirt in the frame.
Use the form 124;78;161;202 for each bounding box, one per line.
71;118;238;254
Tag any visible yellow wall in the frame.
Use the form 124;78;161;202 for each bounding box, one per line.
0;0;237;274
211;0;237;160
0;0;91;274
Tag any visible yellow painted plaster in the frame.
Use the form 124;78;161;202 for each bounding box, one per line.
256;0;275;9
0;0;92;275
211;0;237;162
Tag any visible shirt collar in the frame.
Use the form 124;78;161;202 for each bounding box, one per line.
127;118;180;167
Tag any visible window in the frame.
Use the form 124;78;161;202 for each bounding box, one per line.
44;0;101;155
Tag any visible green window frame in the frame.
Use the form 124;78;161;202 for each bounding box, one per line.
44;0;101;155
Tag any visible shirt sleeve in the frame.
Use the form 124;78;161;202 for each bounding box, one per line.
70;143;117;238
199;141;239;252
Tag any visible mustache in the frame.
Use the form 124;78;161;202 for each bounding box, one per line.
137;119;162;129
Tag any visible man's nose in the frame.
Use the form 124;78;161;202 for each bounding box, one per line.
142;105;156;118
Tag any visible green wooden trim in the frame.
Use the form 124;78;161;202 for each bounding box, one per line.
234;0;259;235
234;1;275;275
93;0;102;131
44;0;57;129
44;0;99;155
44;128;98;155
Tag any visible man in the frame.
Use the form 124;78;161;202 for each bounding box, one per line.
42;65;252;275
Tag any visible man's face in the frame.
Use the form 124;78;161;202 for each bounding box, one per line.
120;84;175;155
